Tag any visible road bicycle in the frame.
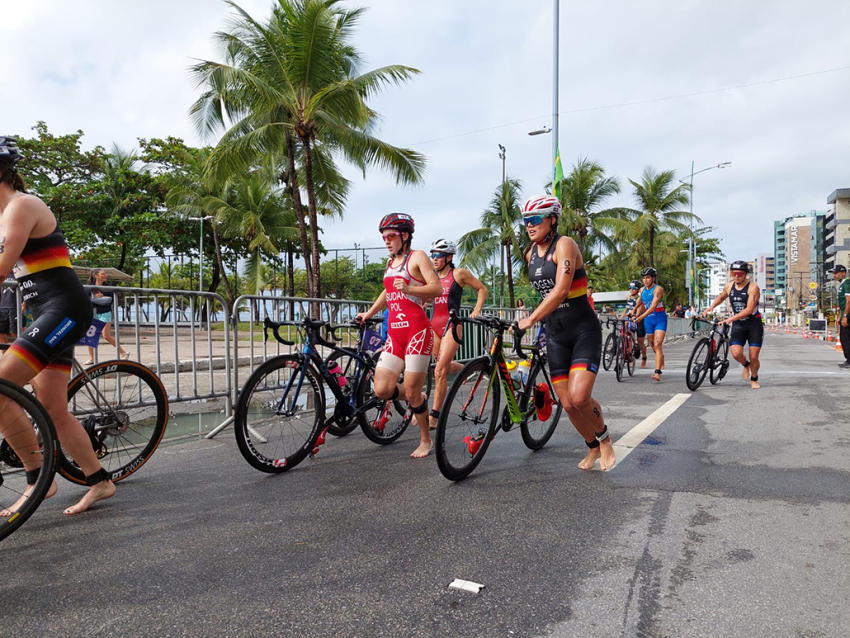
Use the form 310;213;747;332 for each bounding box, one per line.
234;317;409;473
434;312;563;481
602;317;617;371
607;317;637;382
0;354;169;540
685;317;731;391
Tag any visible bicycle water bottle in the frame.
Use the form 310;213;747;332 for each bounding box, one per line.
326;359;348;387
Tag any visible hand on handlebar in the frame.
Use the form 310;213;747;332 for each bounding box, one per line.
516;317;533;332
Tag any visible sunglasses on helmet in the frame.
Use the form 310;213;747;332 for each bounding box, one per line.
523;214;546;226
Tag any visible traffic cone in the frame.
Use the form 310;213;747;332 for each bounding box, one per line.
836;338;843;351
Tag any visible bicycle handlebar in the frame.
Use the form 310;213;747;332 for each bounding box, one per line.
448;310;528;359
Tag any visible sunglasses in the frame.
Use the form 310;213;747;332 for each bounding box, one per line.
731;270;746;275
381;232;400;241
430;252;447;259
523;214;546;226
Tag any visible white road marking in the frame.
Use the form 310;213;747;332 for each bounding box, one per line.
604;393;691;471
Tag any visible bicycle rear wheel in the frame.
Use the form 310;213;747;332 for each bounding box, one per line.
0;379;57;542
602;333;616;371
435;357;499;481
614;336;624;382
61;361;169;484
520;360;562;450
686;338;711;391
356;367;409;445
324;348;360;437
626;335;636;377
234;355;324;473
709;337;729;385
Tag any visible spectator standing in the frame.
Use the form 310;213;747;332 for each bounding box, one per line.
0;276;17;344
85;269;128;364
831;265;850;368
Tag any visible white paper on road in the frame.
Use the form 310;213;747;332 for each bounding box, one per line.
449;578;484;593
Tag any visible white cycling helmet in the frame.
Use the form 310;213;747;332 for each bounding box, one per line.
430;238;457;255
522;194;562;218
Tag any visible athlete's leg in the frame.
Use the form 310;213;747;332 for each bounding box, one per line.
430;325;463;428
638;335;647;367
748;345;762;389
651;329;666;381
31;368;115;514
729;343;749;379
552;370;614;471
403;368;431;458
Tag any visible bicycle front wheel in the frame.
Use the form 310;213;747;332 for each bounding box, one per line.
435;357;499;481
686;338;711;391
602;333;616;371
356;366;409;445
520;360;563;450
234;355;325;473
0;379;58;542
62;361;169;484
626;335;636;377
709;337;729;385
614;336;624;382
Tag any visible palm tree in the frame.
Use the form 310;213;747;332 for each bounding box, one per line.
458;178;524;308
189;0;426;301
553;157;622;260
620;166;698;267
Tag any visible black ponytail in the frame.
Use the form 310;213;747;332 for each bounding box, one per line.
0;163;26;193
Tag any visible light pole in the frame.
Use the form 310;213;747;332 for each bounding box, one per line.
188;216;212;293
552;0;559;178
680;161;732;307
497;144;506;307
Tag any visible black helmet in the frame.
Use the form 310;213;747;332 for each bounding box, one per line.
0;136;22;165
729;260;749;273
629;280;640;289
641;267;657;278
378;212;414;234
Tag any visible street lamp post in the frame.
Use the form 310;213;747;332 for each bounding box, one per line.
498;144;506;308
188;216;213;293
680;161;732;307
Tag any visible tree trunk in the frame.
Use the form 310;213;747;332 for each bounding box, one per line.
299;134;322;319
211;223;234;307
282;131;314;297
505;241;515;309
287;245;295;320
649;226;655;267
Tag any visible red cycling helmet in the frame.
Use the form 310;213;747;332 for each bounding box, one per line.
378;213;415;234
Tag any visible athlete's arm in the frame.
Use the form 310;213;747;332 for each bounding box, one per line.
0;195;43;279
406;250;443;300
455;268;488;318
843;284;850;324
355;290;387;322
702;284;730;317
518;236;577;330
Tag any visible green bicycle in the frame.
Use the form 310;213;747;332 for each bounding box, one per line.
434;312;563;480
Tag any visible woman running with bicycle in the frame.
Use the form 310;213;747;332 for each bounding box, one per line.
355;214;442;458
426;238;487;431
634;267;667;382
516;195;614;471
0;136;114;517
702;260;763;389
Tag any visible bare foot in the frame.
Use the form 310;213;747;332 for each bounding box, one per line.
599;440;616;471
640;359;647;369
0;479;58;516
742;365;751;380
410;441;433;459
651;372;661;382
751;379;760;390
63;480;116;515
578;447;600;470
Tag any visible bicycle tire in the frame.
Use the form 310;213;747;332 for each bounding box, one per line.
357;366;409;445
686;338;712;391
324;348;361;437
614;335;624;382
0;378;58;542
602;332;616;371
520;360;563;450
625;335;636;377
61;360;169;484
709;337;729;385
234;355;325;473
435;357;499;481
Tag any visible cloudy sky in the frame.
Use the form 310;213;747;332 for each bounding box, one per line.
7;0;850;271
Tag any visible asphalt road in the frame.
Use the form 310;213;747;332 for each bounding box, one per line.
3;328;849;637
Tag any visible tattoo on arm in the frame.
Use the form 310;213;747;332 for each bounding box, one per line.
0;236;5;254
562;259;571;275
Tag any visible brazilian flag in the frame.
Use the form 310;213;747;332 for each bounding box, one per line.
553;147;564;198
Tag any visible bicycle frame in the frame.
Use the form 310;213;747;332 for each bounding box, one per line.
482;326;546;426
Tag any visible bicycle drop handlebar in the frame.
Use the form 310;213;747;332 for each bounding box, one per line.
448;310;529;359
263;316;384;348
